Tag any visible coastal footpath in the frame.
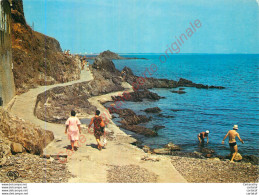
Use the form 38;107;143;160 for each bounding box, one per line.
9;68;187;183
4;62;258;183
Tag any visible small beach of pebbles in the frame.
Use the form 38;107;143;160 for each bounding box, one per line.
107;164;158;183
170;156;258;183
0;153;74;183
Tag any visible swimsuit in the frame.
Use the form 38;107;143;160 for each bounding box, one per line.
93;116;104;138
229;142;237;147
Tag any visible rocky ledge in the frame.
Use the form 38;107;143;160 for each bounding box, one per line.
122;66;225;90
108;108;157;137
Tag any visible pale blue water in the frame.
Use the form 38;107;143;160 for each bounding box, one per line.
104;54;259;156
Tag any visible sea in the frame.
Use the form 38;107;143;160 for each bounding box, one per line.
89;54;259;156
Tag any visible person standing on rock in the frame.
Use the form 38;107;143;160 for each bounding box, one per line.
88;110;105;151
65;110;81;151
222;125;244;162
197;130;209;144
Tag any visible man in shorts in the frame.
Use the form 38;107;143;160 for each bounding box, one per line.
197;130;209;144
222;125;244;162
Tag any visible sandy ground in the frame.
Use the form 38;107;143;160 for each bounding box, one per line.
9;68;187;183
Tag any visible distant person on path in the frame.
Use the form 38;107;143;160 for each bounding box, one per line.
86;61;89;71
65;110;81;151
222;125;244;162
81;59;86;70
121;70;126;81
88;110;105;150
197;130;209;144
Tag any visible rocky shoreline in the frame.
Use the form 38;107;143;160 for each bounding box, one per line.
171;156;258;183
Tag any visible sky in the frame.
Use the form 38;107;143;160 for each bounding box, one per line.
23;0;259;54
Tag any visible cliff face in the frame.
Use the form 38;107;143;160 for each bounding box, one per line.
11;0;81;94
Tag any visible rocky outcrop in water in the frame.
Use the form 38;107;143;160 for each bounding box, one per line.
112;89;162;102
97;50;125;60
144;107;161;113
108;108;156;137
122;66;225;90
176;78;225;89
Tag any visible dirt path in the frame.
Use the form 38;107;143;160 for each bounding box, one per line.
10;69;187;183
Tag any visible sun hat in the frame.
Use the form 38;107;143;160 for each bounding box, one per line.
233;125;238;130
206;130;209;134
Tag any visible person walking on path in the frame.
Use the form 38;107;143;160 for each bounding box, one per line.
65;110;81;151
88;110;106;150
197;130;210;144
222;125;244;162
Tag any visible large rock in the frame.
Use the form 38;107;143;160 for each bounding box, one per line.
112;89;162;102
144;107;161;113
93;57;118;72
171;90;186;94
228;153;242;161
120;124;157;137
110;108;151;125
10;142;24;154
153;148;171;155
165;142;181;151
0;107;54;155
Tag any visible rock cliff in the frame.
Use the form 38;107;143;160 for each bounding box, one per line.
11;0;81;94
0;107;54;158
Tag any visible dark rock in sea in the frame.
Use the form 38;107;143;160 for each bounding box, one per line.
152;125;165;131
119;124;157;137
171;90;186;94
177;78;225;89
144;107;161;113
158;114;174;118
170;109;182;112
109;108;151;125
179;88;185;90
112;89;162;102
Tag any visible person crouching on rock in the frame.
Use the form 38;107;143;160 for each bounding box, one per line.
198;130;209;144
65;110;82;151
88;110;105;151
222;125;244;162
